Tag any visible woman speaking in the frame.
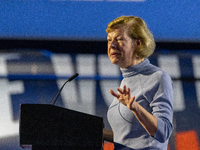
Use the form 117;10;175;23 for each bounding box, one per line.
103;16;173;150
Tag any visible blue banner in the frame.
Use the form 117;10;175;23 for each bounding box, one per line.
0;50;200;149
0;0;200;42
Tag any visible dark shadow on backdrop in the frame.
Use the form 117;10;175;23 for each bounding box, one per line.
0;39;200;54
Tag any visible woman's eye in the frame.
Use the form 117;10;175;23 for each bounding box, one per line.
117;38;123;41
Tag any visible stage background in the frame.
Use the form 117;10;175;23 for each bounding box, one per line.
0;0;200;150
0;0;200;42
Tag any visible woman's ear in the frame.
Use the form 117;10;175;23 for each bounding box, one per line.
133;39;141;58
136;39;141;46
132;39;141;47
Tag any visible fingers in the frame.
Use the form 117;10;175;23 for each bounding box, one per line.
127;88;130;99
123;85;126;95
110;85;131;98
117;87;123;94
110;86;136;111
117;85;127;94
109;89;120;98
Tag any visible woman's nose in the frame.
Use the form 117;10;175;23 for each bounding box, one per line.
111;41;117;48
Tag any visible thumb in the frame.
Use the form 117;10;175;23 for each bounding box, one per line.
129;96;136;110
130;96;135;104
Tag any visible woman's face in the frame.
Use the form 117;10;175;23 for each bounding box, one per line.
107;26;140;68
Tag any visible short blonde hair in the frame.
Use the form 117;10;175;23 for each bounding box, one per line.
106;16;155;58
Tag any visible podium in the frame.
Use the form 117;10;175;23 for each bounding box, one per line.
19;104;103;150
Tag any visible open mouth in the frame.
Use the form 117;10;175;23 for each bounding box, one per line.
110;52;120;56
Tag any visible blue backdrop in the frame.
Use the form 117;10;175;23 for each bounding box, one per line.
0;0;200;42
0;50;200;149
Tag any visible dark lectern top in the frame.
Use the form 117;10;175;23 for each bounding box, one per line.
20;104;103;150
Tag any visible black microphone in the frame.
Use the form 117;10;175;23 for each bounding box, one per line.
67;73;79;82
50;73;79;105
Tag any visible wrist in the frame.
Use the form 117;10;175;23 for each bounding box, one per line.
130;101;139;112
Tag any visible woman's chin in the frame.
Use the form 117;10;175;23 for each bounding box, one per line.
111;60;121;66
110;58;118;64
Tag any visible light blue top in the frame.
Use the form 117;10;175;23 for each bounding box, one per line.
107;59;173;150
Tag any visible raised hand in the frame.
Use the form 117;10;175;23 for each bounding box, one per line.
109;85;136;110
